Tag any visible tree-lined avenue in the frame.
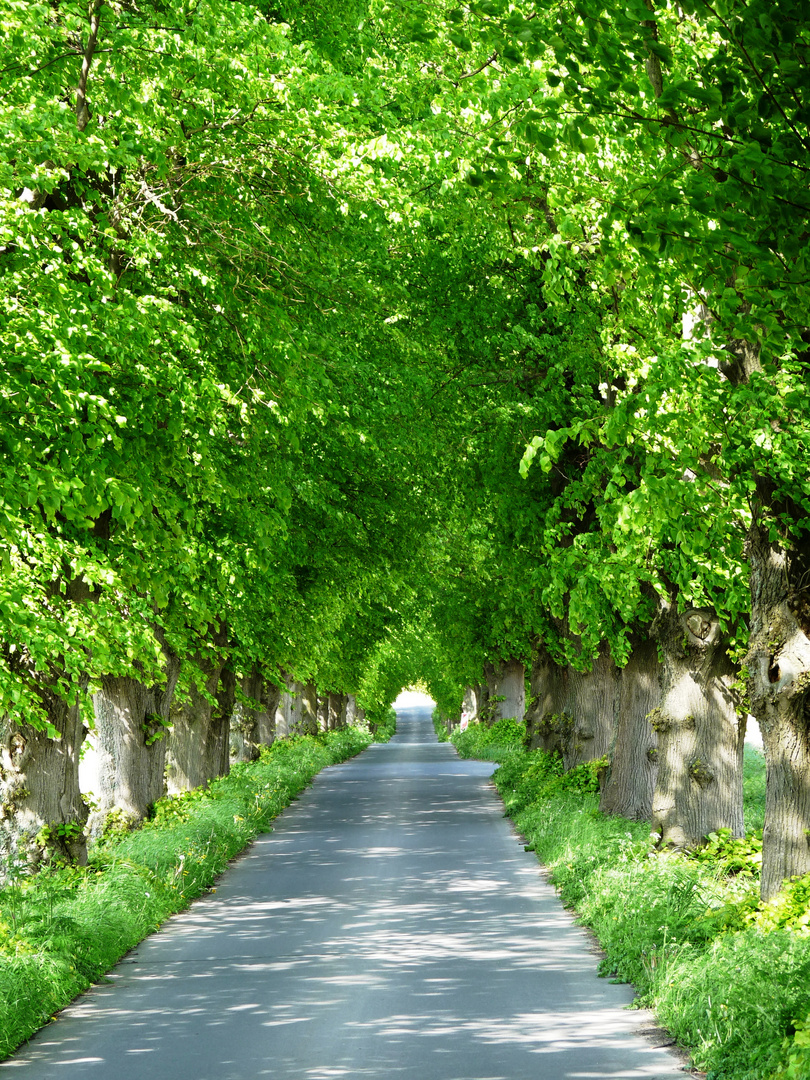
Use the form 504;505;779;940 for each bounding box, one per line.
0;697;683;1079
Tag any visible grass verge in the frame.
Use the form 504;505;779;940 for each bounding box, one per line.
433;713;525;761
447;722;810;1080
0;726;377;1060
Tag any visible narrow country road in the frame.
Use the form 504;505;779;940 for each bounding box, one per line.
3;703;686;1079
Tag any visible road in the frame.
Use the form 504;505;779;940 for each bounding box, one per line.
2;702;686;1079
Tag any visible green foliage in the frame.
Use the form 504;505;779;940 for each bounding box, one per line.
495;747;607;810
491;743;809;1079
654;930;810;1080
743;745;768;833
0;729;372;1059
771;1014;810;1080
432;710;451;742
755;874;810;935
142;713;172;747
365;706;397;742
450;717;526;761
687;828;763;879
32;821;85;852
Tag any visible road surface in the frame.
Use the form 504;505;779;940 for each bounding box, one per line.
2;702;686;1079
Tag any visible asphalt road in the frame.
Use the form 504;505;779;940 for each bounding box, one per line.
2;704;686;1079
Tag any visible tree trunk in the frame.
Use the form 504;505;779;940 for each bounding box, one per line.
328;692;347;729
317;693;328;733
93;654;181;828
477;678;491;725
1;683;89;875
167;646;226;794
208;665;235;780
461;685;480;722
295;681;318;735
274;675;294;739
557;643;618;771
483;659;525;724
287;680;304;733
344;694;357;728
255;677;281;748
748;522;810;900
650;603;744;850
600;636;662;821
230;667;263;764
525;643;568;753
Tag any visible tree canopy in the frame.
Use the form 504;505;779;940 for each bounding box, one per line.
1;0;810;897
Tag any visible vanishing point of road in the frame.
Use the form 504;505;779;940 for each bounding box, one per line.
2;697;686;1079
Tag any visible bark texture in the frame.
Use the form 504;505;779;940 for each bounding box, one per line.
344;694;357;728
600;636;662;821
0;684;88;875
230;667;263;764
317;694;328;733
274;675;294;739
650;603;744;850
748;523;810;899
327;692;346;731
525;644;568;753
287;681;305;733
93;653;181;828
476;678;491;725
483;659;526;723
461;685;481;722
167;638;235;793
294;682;318;735
558;643;618;771
256;678;281;747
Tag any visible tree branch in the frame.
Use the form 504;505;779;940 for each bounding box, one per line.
76;0;103;132
452;52;499;85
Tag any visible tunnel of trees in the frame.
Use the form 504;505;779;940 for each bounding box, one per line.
0;0;809;904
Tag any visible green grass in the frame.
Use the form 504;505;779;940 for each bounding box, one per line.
444;716;526;762
482;742;810;1080
744;742;767;832
0;727;375;1060
432;711;451;742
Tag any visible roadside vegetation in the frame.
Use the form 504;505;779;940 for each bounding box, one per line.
0;727;381;1060
447;717;810;1080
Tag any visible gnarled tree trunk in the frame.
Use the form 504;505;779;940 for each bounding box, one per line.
167;637;225;794
1;681;89;874
748;523;810;900
208;665;235;780
256;677;281;747
483;659;525;723
344;694;357;728
273;675;294;739
328;692;347;729
167;640;235;793
461;685;481;722
93;652;181;828
230;666;263;764
650;603;744;850
600;636;662;821
525;643;568;753
476;678;491;725
294;681;318;735
558;642;618;771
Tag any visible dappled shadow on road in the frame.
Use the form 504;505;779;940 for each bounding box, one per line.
2;708;682;1079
